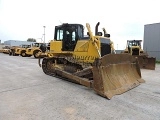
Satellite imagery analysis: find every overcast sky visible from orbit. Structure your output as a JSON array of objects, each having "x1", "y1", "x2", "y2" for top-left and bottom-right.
[{"x1": 0, "y1": 0, "x2": 160, "y2": 49}]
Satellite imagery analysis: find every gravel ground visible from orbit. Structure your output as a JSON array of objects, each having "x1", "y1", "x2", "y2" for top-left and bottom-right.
[{"x1": 0, "y1": 53, "x2": 160, "y2": 120}]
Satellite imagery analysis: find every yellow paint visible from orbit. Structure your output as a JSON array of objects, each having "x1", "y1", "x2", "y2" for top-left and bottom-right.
[
  {"x1": 25, "y1": 43, "x2": 43, "y2": 56},
  {"x1": 15, "y1": 45, "x2": 31, "y2": 55},
  {"x1": 45, "y1": 23, "x2": 115, "y2": 64},
  {"x1": 26, "y1": 47, "x2": 41, "y2": 55},
  {"x1": 48, "y1": 36, "x2": 112, "y2": 63},
  {"x1": 50, "y1": 40, "x2": 62, "y2": 53}
]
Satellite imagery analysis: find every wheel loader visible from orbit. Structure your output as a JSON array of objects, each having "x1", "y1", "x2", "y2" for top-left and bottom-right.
[
  {"x1": 38, "y1": 22, "x2": 145, "y2": 99},
  {"x1": 1, "y1": 46, "x2": 10, "y2": 54},
  {"x1": 15, "y1": 44, "x2": 31, "y2": 57},
  {"x1": 34, "y1": 43, "x2": 50, "y2": 58},
  {"x1": 122, "y1": 40, "x2": 156, "y2": 70},
  {"x1": 9, "y1": 46, "x2": 21, "y2": 56},
  {"x1": 9, "y1": 44, "x2": 31, "y2": 56},
  {"x1": 25, "y1": 42, "x2": 46, "y2": 58}
]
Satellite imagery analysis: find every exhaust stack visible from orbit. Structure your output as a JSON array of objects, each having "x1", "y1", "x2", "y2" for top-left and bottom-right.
[{"x1": 95, "y1": 22, "x2": 100, "y2": 35}]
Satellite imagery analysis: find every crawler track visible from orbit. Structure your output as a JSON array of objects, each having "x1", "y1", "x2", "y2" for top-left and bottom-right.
[{"x1": 42, "y1": 57, "x2": 92, "y2": 79}]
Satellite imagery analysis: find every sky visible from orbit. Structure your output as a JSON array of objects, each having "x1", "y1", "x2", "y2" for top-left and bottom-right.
[{"x1": 0, "y1": 0, "x2": 160, "y2": 50}]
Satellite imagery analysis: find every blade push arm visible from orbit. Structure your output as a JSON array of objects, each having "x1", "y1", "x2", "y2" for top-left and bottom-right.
[{"x1": 86, "y1": 23, "x2": 101, "y2": 57}]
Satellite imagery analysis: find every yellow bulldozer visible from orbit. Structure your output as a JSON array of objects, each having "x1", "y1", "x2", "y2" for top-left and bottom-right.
[
  {"x1": 122, "y1": 40, "x2": 156, "y2": 70},
  {"x1": 38, "y1": 22, "x2": 145, "y2": 99},
  {"x1": 25, "y1": 42, "x2": 47, "y2": 58}
]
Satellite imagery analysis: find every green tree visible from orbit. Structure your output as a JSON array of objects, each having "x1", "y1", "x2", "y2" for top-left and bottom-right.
[{"x1": 27, "y1": 38, "x2": 36, "y2": 42}]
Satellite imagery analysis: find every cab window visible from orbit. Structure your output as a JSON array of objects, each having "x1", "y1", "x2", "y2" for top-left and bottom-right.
[
  {"x1": 72, "y1": 31, "x2": 76, "y2": 41},
  {"x1": 57, "y1": 29, "x2": 63, "y2": 40}
]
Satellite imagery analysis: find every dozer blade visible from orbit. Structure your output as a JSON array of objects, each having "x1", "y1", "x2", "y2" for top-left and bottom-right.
[
  {"x1": 92, "y1": 54, "x2": 145, "y2": 99},
  {"x1": 137, "y1": 56, "x2": 156, "y2": 70}
]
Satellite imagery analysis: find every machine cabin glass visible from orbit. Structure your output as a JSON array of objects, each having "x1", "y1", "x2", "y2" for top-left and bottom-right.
[
  {"x1": 54, "y1": 24, "x2": 84, "y2": 51},
  {"x1": 32, "y1": 43, "x2": 45, "y2": 48},
  {"x1": 27, "y1": 45, "x2": 31, "y2": 48},
  {"x1": 33, "y1": 43, "x2": 40, "y2": 47},
  {"x1": 22, "y1": 45, "x2": 31, "y2": 48},
  {"x1": 127, "y1": 40, "x2": 142, "y2": 48}
]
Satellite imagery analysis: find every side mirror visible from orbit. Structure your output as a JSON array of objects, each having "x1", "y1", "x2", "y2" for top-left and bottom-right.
[{"x1": 104, "y1": 34, "x2": 110, "y2": 37}]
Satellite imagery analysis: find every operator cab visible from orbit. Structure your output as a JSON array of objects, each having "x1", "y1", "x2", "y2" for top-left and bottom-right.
[
  {"x1": 32, "y1": 43, "x2": 46, "y2": 47},
  {"x1": 33, "y1": 43, "x2": 41, "y2": 47},
  {"x1": 22, "y1": 44, "x2": 31, "y2": 48},
  {"x1": 54, "y1": 23, "x2": 84, "y2": 51},
  {"x1": 27, "y1": 45, "x2": 31, "y2": 48},
  {"x1": 127, "y1": 40, "x2": 142, "y2": 55},
  {"x1": 127, "y1": 40, "x2": 142, "y2": 48}
]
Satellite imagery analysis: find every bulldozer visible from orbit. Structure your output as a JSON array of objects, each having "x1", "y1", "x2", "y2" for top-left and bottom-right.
[
  {"x1": 25, "y1": 42, "x2": 47, "y2": 58},
  {"x1": 38, "y1": 22, "x2": 145, "y2": 99},
  {"x1": 15, "y1": 44, "x2": 32, "y2": 57},
  {"x1": 122, "y1": 40, "x2": 156, "y2": 70}
]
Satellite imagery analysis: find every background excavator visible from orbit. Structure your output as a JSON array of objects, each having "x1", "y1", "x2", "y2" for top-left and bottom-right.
[
  {"x1": 38, "y1": 22, "x2": 145, "y2": 99},
  {"x1": 122, "y1": 40, "x2": 156, "y2": 70}
]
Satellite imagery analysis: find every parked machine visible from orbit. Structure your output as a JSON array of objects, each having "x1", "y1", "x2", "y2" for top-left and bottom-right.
[
  {"x1": 35, "y1": 43, "x2": 50, "y2": 58},
  {"x1": 1, "y1": 46, "x2": 10, "y2": 54},
  {"x1": 122, "y1": 40, "x2": 156, "y2": 70},
  {"x1": 38, "y1": 22, "x2": 145, "y2": 99},
  {"x1": 25, "y1": 42, "x2": 46, "y2": 58},
  {"x1": 9, "y1": 46, "x2": 21, "y2": 56},
  {"x1": 14, "y1": 44, "x2": 31, "y2": 57}
]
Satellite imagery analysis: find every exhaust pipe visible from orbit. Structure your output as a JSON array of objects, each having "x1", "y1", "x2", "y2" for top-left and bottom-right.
[
  {"x1": 95, "y1": 22, "x2": 100, "y2": 35},
  {"x1": 102, "y1": 28, "x2": 107, "y2": 35}
]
